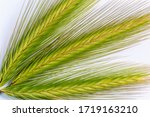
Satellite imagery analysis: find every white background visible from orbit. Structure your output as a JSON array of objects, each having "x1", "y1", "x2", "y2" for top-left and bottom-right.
[{"x1": 0, "y1": 100, "x2": 150, "y2": 117}]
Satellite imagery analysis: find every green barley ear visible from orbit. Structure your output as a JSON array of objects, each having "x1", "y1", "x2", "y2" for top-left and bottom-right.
[
  {"x1": 0, "y1": 0, "x2": 150, "y2": 99},
  {"x1": 2, "y1": 65, "x2": 150, "y2": 99},
  {"x1": 0, "y1": 0, "x2": 96, "y2": 86}
]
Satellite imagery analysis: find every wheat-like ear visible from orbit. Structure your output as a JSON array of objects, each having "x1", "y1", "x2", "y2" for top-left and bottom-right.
[
  {"x1": 11, "y1": 14, "x2": 150, "y2": 85},
  {"x1": 2, "y1": 67, "x2": 149, "y2": 99},
  {"x1": 0, "y1": 0, "x2": 96, "y2": 86},
  {"x1": 0, "y1": 0, "x2": 150, "y2": 99}
]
